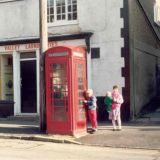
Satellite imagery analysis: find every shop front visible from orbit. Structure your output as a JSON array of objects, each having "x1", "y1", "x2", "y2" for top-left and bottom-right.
[
  {"x1": 0, "y1": 41, "x2": 57, "y2": 117},
  {"x1": 0, "y1": 33, "x2": 90, "y2": 117}
]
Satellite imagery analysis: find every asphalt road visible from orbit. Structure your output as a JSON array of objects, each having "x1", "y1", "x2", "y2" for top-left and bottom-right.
[{"x1": 0, "y1": 139, "x2": 159, "y2": 160}]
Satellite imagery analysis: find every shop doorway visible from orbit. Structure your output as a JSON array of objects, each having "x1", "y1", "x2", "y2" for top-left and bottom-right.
[{"x1": 20, "y1": 56, "x2": 37, "y2": 113}]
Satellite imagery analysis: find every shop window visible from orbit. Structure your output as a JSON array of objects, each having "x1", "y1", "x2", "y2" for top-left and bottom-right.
[
  {"x1": 0, "y1": 55, "x2": 13, "y2": 101},
  {"x1": 47, "y1": 0, "x2": 77, "y2": 26},
  {"x1": 91, "y1": 48, "x2": 100, "y2": 59}
]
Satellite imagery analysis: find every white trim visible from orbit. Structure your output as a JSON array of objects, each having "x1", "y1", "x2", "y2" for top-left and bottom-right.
[
  {"x1": 15, "y1": 113, "x2": 38, "y2": 116},
  {"x1": 13, "y1": 51, "x2": 21, "y2": 115},
  {"x1": 13, "y1": 50, "x2": 40, "y2": 115},
  {"x1": 36, "y1": 49, "x2": 40, "y2": 114},
  {"x1": 0, "y1": 0, "x2": 23, "y2": 3},
  {"x1": 48, "y1": 20, "x2": 78, "y2": 27},
  {"x1": 20, "y1": 58, "x2": 37, "y2": 61}
]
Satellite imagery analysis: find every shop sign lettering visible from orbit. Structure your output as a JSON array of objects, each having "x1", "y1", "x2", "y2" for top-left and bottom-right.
[{"x1": 3, "y1": 41, "x2": 58, "y2": 52}]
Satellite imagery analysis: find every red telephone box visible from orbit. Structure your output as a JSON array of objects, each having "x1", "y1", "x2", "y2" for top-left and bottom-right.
[{"x1": 45, "y1": 46, "x2": 87, "y2": 136}]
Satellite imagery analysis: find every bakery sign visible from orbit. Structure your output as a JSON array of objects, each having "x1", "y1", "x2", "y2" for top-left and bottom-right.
[{"x1": 0, "y1": 41, "x2": 58, "y2": 52}]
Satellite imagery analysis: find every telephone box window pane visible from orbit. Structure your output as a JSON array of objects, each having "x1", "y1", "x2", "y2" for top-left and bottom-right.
[
  {"x1": 53, "y1": 107, "x2": 67, "y2": 121},
  {"x1": 78, "y1": 84, "x2": 83, "y2": 90},
  {"x1": 78, "y1": 91, "x2": 83, "y2": 97},
  {"x1": 52, "y1": 69, "x2": 66, "y2": 77},
  {"x1": 52, "y1": 78, "x2": 67, "y2": 85},
  {"x1": 52, "y1": 63, "x2": 65, "y2": 70},
  {"x1": 51, "y1": 62, "x2": 68, "y2": 121},
  {"x1": 78, "y1": 78, "x2": 83, "y2": 83},
  {"x1": 76, "y1": 63, "x2": 86, "y2": 120},
  {"x1": 54, "y1": 99, "x2": 65, "y2": 106}
]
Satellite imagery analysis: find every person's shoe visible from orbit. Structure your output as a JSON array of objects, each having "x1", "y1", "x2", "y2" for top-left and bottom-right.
[
  {"x1": 117, "y1": 128, "x2": 122, "y2": 131},
  {"x1": 112, "y1": 129, "x2": 116, "y2": 131},
  {"x1": 92, "y1": 128, "x2": 97, "y2": 132}
]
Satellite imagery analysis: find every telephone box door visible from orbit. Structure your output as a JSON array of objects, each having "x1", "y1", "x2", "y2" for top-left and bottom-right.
[
  {"x1": 74, "y1": 60, "x2": 87, "y2": 130},
  {"x1": 46, "y1": 58, "x2": 71, "y2": 133}
]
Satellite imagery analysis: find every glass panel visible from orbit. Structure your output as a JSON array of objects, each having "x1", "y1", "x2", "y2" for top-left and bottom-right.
[
  {"x1": 52, "y1": 77, "x2": 67, "y2": 85},
  {"x1": 0, "y1": 55, "x2": 13, "y2": 100},
  {"x1": 49, "y1": 0, "x2": 54, "y2": 6},
  {"x1": 53, "y1": 85, "x2": 68, "y2": 92},
  {"x1": 76, "y1": 63, "x2": 85, "y2": 121},
  {"x1": 56, "y1": 0, "x2": 61, "y2": 6},
  {"x1": 68, "y1": 5, "x2": 71, "y2": 12},
  {"x1": 62, "y1": 14, "x2": 65, "y2": 19},
  {"x1": 68, "y1": 13, "x2": 71, "y2": 20},
  {"x1": 50, "y1": 7, "x2": 54, "y2": 14},
  {"x1": 53, "y1": 107, "x2": 67, "y2": 121},
  {"x1": 51, "y1": 63, "x2": 68, "y2": 121},
  {"x1": 20, "y1": 52, "x2": 36, "y2": 59},
  {"x1": 52, "y1": 63, "x2": 65, "y2": 70},
  {"x1": 73, "y1": 5, "x2": 77, "y2": 12},
  {"x1": 50, "y1": 15, "x2": 54, "y2": 22},
  {"x1": 62, "y1": 0, "x2": 65, "y2": 5},
  {"x1": 73, "y1": 12, "x2": 77, "y2": 20},
  {"x1": 57, "y1": 6, "x2": 61, "y2": 14},
  {"x1": 68, "y1": 0, "x2": 71, "y2": 5},
  {"x1": 62, "y1": 6, "x2": 65, "y2": 13},
  {"x1": 72, "y1": 0, "x2": 77, "y2": 4},
  {"x1": 48, "y1": 0, "x2": 77, "y2": 23},
  {"x1": 52, "y1": 69, "x2": 66, "y2": 78}
]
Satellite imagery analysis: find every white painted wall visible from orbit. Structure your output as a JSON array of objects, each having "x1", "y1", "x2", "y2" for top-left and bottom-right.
[
  {"x1": 0, "y1": 0, "x2": 39, "y2": 39},
  {"x1": 0, "y1": 0, "x2": 124, "y2": 97}
]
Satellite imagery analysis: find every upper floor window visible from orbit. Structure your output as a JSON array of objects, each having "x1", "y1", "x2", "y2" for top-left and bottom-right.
[
  {"x1": 154, "y1": 0, "x2": 160, "y2": 26},
  {"x1": 47, "y1": 0, "x2": 77, "y2": 25}
]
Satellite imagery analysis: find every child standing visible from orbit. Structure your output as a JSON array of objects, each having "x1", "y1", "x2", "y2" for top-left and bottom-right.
[
  {"x1": 104, "y1": 91, "x2": 113, "y2": 120},
  {"x1": 111, "y1": 85, "x2": 124, "y2": 131},
  {"x1": 84, "y1": 89, "x2": 98, "y2": 133}
]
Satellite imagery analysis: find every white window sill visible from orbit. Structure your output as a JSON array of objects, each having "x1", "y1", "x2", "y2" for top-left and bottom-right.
[
  {"x1": 48, "y1": 20, "x2": 78, "y2": 27},
  {"x1": 0, "y1": 0, "x2": 23, "y2": 3}
]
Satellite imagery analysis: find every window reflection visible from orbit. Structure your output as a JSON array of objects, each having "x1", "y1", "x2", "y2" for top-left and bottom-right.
[{"x1": 50, "y1": 62, "x2": 68, "y2": 121}]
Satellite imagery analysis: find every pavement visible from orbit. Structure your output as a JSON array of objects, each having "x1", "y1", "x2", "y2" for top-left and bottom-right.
[{"x1": 0, "y1": 108, "x2": 159, "y2": 150}]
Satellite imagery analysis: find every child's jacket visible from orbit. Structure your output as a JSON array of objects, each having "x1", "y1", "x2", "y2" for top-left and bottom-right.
[
  {"x1": 112, "y1": 91, "x2": 124, "y2": 110},
  {"x1": 86, "y1": 96, "x2": 97, "y2": 110},
  {"x1": 104, "y1": 96, "x2": 112, "y2": 112}
]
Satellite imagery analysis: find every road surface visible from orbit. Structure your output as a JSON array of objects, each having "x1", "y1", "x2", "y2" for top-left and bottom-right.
[{"x1": 0, "y1": 139, "x2": 159, "y2": 160}]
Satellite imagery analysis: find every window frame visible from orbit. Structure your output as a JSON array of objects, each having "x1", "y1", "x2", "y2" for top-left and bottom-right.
[{"x1": 47, "y1": 0, "x2": 78, "y2": 27}]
